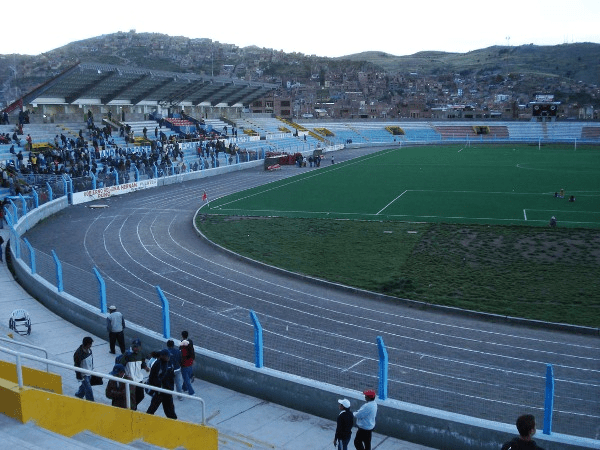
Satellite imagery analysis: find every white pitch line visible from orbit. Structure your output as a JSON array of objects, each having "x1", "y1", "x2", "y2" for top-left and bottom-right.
[
  {"x1": 377, "y1": 190, "x2": 408, "y2": 215},
  {"x1": 342, "y1": 358, "x2": 366, "y2": 373},
  {"x1": 216, "y1": 148, "x2": 397, "y2": 209}
]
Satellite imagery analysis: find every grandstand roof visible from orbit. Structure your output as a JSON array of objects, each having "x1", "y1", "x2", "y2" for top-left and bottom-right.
[{"x1": 17, "y1": 62, "x2": 278, "y2": 109}]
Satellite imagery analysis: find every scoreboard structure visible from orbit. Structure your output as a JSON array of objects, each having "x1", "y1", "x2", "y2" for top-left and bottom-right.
[{"x1": 530, "y1": 94, "x2": 560, "y2": 121}]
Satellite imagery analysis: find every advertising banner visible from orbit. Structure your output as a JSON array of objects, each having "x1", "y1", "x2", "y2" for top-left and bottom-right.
[{"x1": 72, "y1": 179, "x2": 158, "y2": 205}]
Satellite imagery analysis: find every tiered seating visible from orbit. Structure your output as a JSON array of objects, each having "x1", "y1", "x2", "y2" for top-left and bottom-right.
[
  {"x1": 505, "y1": 122, "x2": 545, "y2": 141},
  {"x1": 0, "y1": 143, "x2": 17, "y2": 165},
  {"x1": 487, "y1": 126, "x2": 509, "y2": 139},
  {"x1": 233, "y1": 119, "x2": 264, "y2": 136},
  {"x1": 434, "y1": 125, "x2": 480, "y2": 140},
  {"x1": 581, "y1": 126, "x2": 600, "y2": 140},
  {"x1": 402, "y1": 124, "x2": 441, "y2": 141},
  {"x1": 243, "y1": 118, "x2": 287, "y2": 134},
  {"x1": 322, "y1": 123, "x2": 367, "y2": 144},
  {"x1": 544, "y1": 122, "x2": 585, "y2": 140},
  {"x1": 353, "y1": 125, "x2": 397, "y2": 143},
  {"x1": 1, "y1": 123, "x2": 65, "y2": 149},
  {"x1": 123, "y1": 120, "x2": 160, "y2": 137},
  {"x1": 203, "y1": 118, "x2": 231, "y2": 133},
  {"x1": 297, "y1": 121, "x2": 357, "y2": 145}
]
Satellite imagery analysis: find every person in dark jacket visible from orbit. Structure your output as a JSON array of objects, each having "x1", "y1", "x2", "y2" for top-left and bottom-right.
[
  {"x1": 105, "y1": 363, "x2": 136, "y2": 410},
  {"x1": 166, "y1": 339, "x2": 183, "y2": 399},
  {"x1": 73, "y1": 336, "x2": 95, "y2": 401},
  {"x1": 334, "y1": 398, "x2": 353, "y2": 450},
  {"x1": 146, "y1": 349, "x2": 177, "y2": 419},
  {"x1": 502, "y1": 414, "x2": 545, "y2": 450}
]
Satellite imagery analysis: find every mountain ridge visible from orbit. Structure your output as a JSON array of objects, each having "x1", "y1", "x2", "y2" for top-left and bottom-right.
[{"x1": 1, "y1": 32, "x2": 598, "y2": 110}]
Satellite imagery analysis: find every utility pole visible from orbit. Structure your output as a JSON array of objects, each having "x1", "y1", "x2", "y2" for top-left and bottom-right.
[{"x1": 505, "y1": 36, "x2": 510, "y2": 75}]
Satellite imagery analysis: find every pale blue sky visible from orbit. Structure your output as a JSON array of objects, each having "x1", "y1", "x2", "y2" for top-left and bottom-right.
[{"x1": 3, "y1": 0, "x2": 599, "y2": 57}]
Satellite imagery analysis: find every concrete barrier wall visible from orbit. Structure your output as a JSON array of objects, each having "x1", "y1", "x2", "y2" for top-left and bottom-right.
[
  {"x1": 0, "y1": 377, "x2": 218, "y2": 449},
  {"x1": 0, "y1": 360, "x2": 62, "y2": 394},
  {"x1": 14, "y1": 197, "x2": 68, "y2": 236}
]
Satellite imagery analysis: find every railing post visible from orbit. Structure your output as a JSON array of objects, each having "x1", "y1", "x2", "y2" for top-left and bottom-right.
[
  {"x1": 543, "y1": 364, "x2": 554, "y2": 435},
  {"x1": 377, "y1": 336, "x2": 388, "y2": 400},
  {"x1": 23, "y1": 238, "x2": 36, "y2": 274},
  {"x1": 249, "y1": 310, "x2": 263, "y2": 368},
  {"x1": 155, "y1": 286, "x2": 170, "y2": 338},
  {"x1": 18, "y1": 193, "x2": 27, "y2": 216},
  {"x1": 51, "y1": 249, "x2": 63, "y2": 292},
  {"x1": 4, "y1": 206, "x2": 13, "y2": 228},
  {"x1": 32, "y1": 188, "x2": 39, "y2": 208},
  {"x1": 125, "y1": 379, "x2": 131, "y2": 410},
  {"x1": 46, "y1": 181, "x2": 53, "y2": 201},
  {"x1": 13, "y1": 227, "x2": 20, "y2": 259},
  {"x1": 16, "y1": 354, "x2": 23, "y2": 389},
  {"x1": 93, "y1": 267, "x2": 107, "y2": 313},
  {"x1": 8, "y1": 198, "x2": 18, "y2": 222},
  {"x1": 62, "y1": 178, "x2": 68, "y2": 202}
]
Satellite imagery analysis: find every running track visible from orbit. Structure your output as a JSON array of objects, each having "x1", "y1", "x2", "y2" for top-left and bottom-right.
[{"x1": 22, "y1": 147, "x2": 600, "y2": 440}]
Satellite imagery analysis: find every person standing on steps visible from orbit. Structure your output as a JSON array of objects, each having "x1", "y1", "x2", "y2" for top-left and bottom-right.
[
  {"x1": 74, "y1": 336, "x2": 95, "y2": 401},
  {"x1": 334, "y1": 398, "x2": 353, "y2": 450},
  {"x1": 106, "y1": 305, "x2": 126, "y2": 354},
  {"x1": 353, "y1": 389, "x2": 377, "y2": 450}
]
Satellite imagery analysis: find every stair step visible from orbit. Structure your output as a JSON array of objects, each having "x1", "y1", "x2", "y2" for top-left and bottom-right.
[
  {"x1": 128, "y1": 440, "x2": 173, "y2": 449},
  {"x1": 218, "y1": 430, "x2": 276, "y2": 450},
  {"x1": 0, "y1": 415, "x2": 98, "y2": 450},
  {"x1": 71, "y1": 430, "x2": 138, "y2": 449}
]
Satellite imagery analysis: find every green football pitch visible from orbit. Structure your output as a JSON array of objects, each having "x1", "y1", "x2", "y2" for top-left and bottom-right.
[{"x1": 208, "y1": 144, "x2": 600, "y2": 228}]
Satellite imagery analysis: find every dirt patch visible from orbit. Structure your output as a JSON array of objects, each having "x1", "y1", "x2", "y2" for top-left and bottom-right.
[{"x1": 416, "y1": 224, "x2": 600, "y2": 266}]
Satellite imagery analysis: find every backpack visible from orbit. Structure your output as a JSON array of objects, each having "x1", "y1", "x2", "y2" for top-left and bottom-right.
[{"x1": 116, "y1": 350, "x2": 131, "y2": 365}]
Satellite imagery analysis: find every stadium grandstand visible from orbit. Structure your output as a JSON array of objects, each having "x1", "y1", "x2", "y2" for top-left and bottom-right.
[
  {"x1": 1, "y1": 62, "x2": 599, "y2": 197},
  {"x1": 1, "y1": 63, "x2": 599, "y2": 450}
]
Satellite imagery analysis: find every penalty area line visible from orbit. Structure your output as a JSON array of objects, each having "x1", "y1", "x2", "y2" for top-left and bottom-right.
[{"x1": 377, "y1": 190, "x2": 408, "y2": 215}]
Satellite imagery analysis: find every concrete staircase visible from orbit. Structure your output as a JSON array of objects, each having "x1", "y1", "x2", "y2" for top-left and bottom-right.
[{"x1": 0, "y1": 414, "x2": 167, "y2": 449}]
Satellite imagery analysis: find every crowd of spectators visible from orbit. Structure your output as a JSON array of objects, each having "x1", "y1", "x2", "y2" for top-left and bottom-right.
[{"x1": 2, "y1": 115, "x2": 254, "y2": 198}]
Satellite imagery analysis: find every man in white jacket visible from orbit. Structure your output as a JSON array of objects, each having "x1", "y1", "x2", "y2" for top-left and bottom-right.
[
  {"x1": 106, "y1": 305, "x2": 126, "y2": 354},
  {"x1": 353, "y1": 389, "x2": 377, "y2": 450}
]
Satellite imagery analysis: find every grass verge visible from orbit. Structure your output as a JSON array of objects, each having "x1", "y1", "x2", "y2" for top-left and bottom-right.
[{"x1": 197, "y1": 215, "x2": 600, "y2": 328}]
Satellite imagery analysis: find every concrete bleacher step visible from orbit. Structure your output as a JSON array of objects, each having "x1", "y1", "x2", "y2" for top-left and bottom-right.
[
  {"x1": 218, "y1": 430, "x2": 276, "y2": 450},
  {"x1": 128, "y1": 440, "x2": 174, "y2": 449},
  {"x1": 72, "y1": 430, "x2": 167, "y2": 449},
  {"x1": 0, "y1": 415, "x2": 170, "y2": 450},
  {"x1": 0, "y1": 415, "x2": 99, "y2": 450},
  {"x1": 71, "y1": 430, "x2": 138, "y2": 449}
]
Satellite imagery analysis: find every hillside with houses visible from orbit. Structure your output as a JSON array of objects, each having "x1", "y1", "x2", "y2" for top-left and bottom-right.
[{"x1": 1, "y1": 31, "x2": 598, "y2": 120}]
